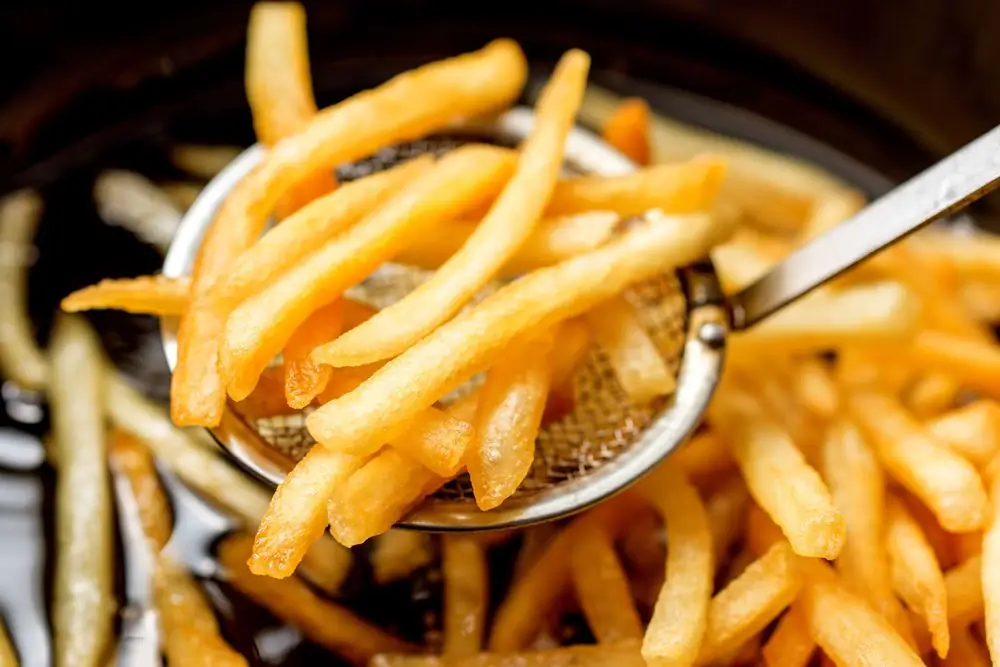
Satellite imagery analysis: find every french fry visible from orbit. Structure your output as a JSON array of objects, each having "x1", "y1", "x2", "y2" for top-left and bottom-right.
[
  {"x1": 696, "y1": 542, "x2": 801, "y2": 665},
  {"x1": 639, "y1": 464, "x2": 713, "y2": 667},
  {"x1": 219, "y1": 156, "x2": 432, "y2": 309},
  {"x1": 308, "y1": 212, "x2": 726, "y2": 455},
  {"x1": 316, "y1": 50, "x2": 591, "y2": 367},
  {"x1": 49, "y1": 315, "x2": 115, "y2": 667},
  {"x1": 489, "y1": 493, "x2": 645, "y2": 651},
  {"x1": 232, "y1": 365, "x2": 298, "y2": 421},
  {"x1": 600, "y1": 97, "x2": 651, "y2": 165},
  {"x1": 942, "y1": 625, "x2": 991, "y2": 667},
  {"x1": 161, "y1": 181, "x2": 202, "y2": 210},
  {"x1": 0, "y1": 619, "x2": 16, "y2": 667},
  {"x1": 761, "y1": 606, "x2": 815, "y2": 667},
  {"x1": 799, "y1": 187, "x2": 867, "y2": 242},
  {"x1": 984, "y1": 475, "x2": 1000, "y2": 661},
  {"x1": 885, "y1": 495, "x2": 949, "y2": 658},
  {"x1": 908, "y1": 228, "x2": 1000, "y2": 284},
  {"x1": 109, "y1": 431, "x2": 173, "y2": 551},
  {"x1": 543, "y1": 317, "x2": 591, "y2": 422},
  {"x1": 468, "y1": 330, "x2": 554, "y2": 509},
  {"x1": 820, "y1": 420, "x2": 914, "y2": 645},
  {"x1": 711, "y1": 390, "x2": 844, "y2": 559},
  {"x1": 959, "y1": 281, "x2": 1000, "y2": 322},
  {"x1": 372, "y1": 531, "x2": 435, "y2": 584},
  {"x1": 586, "y1": 295, "x2": 676, "y2": 403},
  {"x1": 901, "y1": 492, "x2": 958, "y2": 571},
  {"x1": 569, "y1": 522, "x2": 643, "y2": 643},
  {"x1": 316, "y1": 363, "x2": 384, "y2": 404},
  {"x1": 155, "y1": 557, "x2": 248, "y2": 667},
  {"x1": 946, "y1": 555, "x2": 985, "y2": 628},
  {"x1": 174, "y1": 38, "x2": 527, "y2": 426},
  {"x1": 220, "y1": 534, "x2": 416, "y2": 662},
  {"x1": 442, "y1": 536, "x2": 489, "y2": 657},
  {"x1": 926, "y1": 400, "x2": 1000, "y2": 469},
  {"x1": 372, "y1": 642, "x2": 645, "y2": 667},
  {"x1": 0, "y1": 190, "x2": 46, "y2": 389},
  {"x1": 61, "y1": 275, "x2": 191, "y2": 316},
  {"x1": 847, "y1": 390, "x2": 988, "y2": 532},
  {"x1": 791, "y1": 358, "x2": 839, "y2": 419},
  {"x1": 799, "y1": 579, "x2": 924, "y2": 667},
  {"x1": 671, "y1": 430, "x2": 736, "y2": 482},
  {"x1": 394, "y1": 212, "x2": 619, "y2": 276},
  {"x1": 705, "y1": 476, "x2": 749, "y2": 565},
  {"x1": 283, "y1": 299, "x2": 344, "y2": 409},
  {"x1": 908, "y1": 373, "x2": 962, "y2": 418},
  {"x1": 93, "y1": 170, "x2": 182, "y2": 251},
  {"x1": 170, "y1": 144, "x2": 242, "y2": 179},
  {"x1": 221, "y1": 145, "x2": 515, "y2": 402},
  {"x1": 543, "y1": 156, "x2": 726, "y2": 218},
  {"x1": 905, "y1": 330, "x2": 1000, "y2": 398}
]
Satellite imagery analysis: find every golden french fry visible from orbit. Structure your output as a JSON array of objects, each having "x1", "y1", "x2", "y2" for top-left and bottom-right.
[
  {"x1": 232, "y1": 365, "x2": 298, "y2": 421},
  {"x1": 49, "y1": 315, "x2": 115, "y2": 667},
  {"x1": 0, "y1": 619, "x2": 16, "y2": 667},
  {"x1": 586, "y1": 295, "x2": 676, "y2": 403},
  {"x1": 711, "y1": 390, "x2": 844, "y2": 559},
  {"x1": 155, "y1": 557, "x2": 247, "y2": 667},
  {"x1": 308, "y1": 212, "x2": 725, "y2": 455},
  {"x1": 799, "y1": 579, "x2": 924, "y2": 667},
  {"x1": 489, "y1": 493, "x2": 645, "y2": 651},
  {"x1": 61, "y1": 275, "x2": 191, "y2": 316},
  {"x1": 905, "y1": 330, "x2": 1000, "y2": 398},
  {"x1": 946, "y1": 554, "x2": 984, "y2": 628},
  {"x1": 220, "y1": 156, "x2": 431, "y2": 309},
  {"x1": 705, "y1": 476, "x2": 749, "y2": 565},
  {"x1": 900, "y1": 492, "x2": 958, "y2": 571},
  {"x1": 372, "y1": 531, "x2": 435, "y2": 585},
  {"x1": 0, "y1": 190, "x2": 47, "y2": 389},
  {"x1": 372, "y1": 642, "x2": 645, "y2": 667},
  {"x1": 791, "y1": 358, "x2": 839, "y2": 419},
  {"x1": 170, "y1": 144, "x2": 242, "y2": 179},
  {"x1": 884, "y1": 495, "x2": 949, "y2": 658},
  {"x1": 600, "y1": 97, "x2": 651, "y2": 165},
  {"x1": 94, "y1": 170, "x2": 182, "y2": 251},
  {"x1": 697, "y1": 542, "x2": 801, "y2": 665},
  {"x1": 799, "y1": 187, "x2": 866, "y2": 242},
  {"x1": 639, "y1": 464, "x2": 713, "y2": 667},
  {"x1": 220, "y1": 534, "x2": 416, "y2": 662},
  {"x1": 283, "y1": 299, "x2": 344, "y2": 409},
  {"x1": 942, "y1": 625, "x2": 991, "y2": 667},
  {"x1": 761, "y1": 606, "x2": 815, "y2": 667},
  {"x1": 549, "y1": 317, "x2": 591, "y2": 390},
  {"x1": 820, "y1": 420, "x2": 914, "y2": 645},
  {"x1": 909, "y1": 228, "x2": 1000, "y2": 284},
  {"x1": 569, "y1": 522, "x2": 643, "y2": 644},
  {"x1": 161, "y1": 181, "x2": 202, "y2": 210},
  {"x1": 394, "y1": 212, "x2": 619, "y2": 276},
  {"x1": 984, "y1": 475, "x2": 1000, "y2": 661},
  {"x1": 109, "y1": 431, "x2": 173, "y2": 551},
  {"x1": 908, "y1": 373, "x2": 962, "y2": 418},
  {"x1": 672, "y1": 430, "x2": 736, "y2": 482},
  {"x1": 847, "y1": 390, "x2": 988, "y2": 532},
  {"x1": 959, "y1": 281, "x2": 1000, "y2": 322},
  {"x1": 926, "y1": 400, "x2": 1000, "y2": 469},
  {"x1": 543, "y1": 156, "x2": 726, "y2": 218},
  {"x1": 221, "y1": 145, "x2": 514, "y2": 402},
  {"x1": 468, "y1": 331, "x2": 553, "y2": 509},
  {"x1": 741, "y1": 366, "x2": 822, "y2": 464},
  {"x1": 442, "y1": 536, "x2": 489, "y2": 657},
  {"x1": 316, "y1": 363, "x2": 384, "y2": 404},
  {"x1": 316, "y1": 50, "x2": 591, "y2": 368}
]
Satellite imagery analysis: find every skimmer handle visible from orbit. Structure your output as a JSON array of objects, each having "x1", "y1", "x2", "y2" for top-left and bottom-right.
[{"x1": 728, "y1": 124, "x2": 1000, "y2": 331}]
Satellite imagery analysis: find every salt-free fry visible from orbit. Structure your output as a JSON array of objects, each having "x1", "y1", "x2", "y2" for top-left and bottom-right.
[{"x1": 62, "y1": 276, "x2": 191, "y2": 317}]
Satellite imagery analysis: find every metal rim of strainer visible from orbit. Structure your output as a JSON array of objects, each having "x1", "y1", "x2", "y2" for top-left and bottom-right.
[{"x1": 161, "y1": 106, "x2": 730, "y2": 531}]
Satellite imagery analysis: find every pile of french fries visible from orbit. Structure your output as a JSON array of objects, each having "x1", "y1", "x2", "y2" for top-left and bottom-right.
[{"x1": 0, "y1": 1, "x2": 996, "y2": 665}]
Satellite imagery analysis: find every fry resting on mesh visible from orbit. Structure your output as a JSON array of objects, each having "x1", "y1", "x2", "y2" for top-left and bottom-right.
[
  {"x1": 61, "y1": 276, "x2": 191, "y2": 317},
  {"x1": 283, "y1": 299, "x2": 343, "y2": 409}
]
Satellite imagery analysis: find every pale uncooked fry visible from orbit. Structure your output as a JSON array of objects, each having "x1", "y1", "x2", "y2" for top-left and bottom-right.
[
  {"x1": 372, "y1": 531, "x2": 435, "y2": 585},
  {"x1": 308, "y1": 213, "x2": 726, "y2": 455},
  {"x1": 800, "y1": 579, "x2": 924, "y2": 666},
  {"x1": 489, "y1": 493, "x2": 646, "y2": 651},
  {"x1": 943, "y1": 625, "x2": 991, "y2": 667},
  {"x1": 705, "y1": 476, "x2": 749, "y2": 565},
  {"x1": 0, "y1": 619, "x2": 16, "y2": 667},
  {"x1": 820, "y1": 420, "x2": 914, "y2": 646},
  {"x1": 791, "y1": 358, "x2": 839, "y2": 419},
  {"x1": 730, "y1": 280, "x2": 921, "y2": 353},
  {"x1": 601, "y1": 97, "x2": 651, "y2": 165},
  {"x1": 925, "y1": 400, "x2": 1000, "y2": 469},
  {"x1": 317, "y1": 50, "x2": 590, "y2": 368},
  {"x1": 586, "y1": 295, "x2": 676, "y2": 403},
  {"x1": 761, "y1": 606, "x2": 815, "y2": 667},
  {"x1": 696, "y1": 542, "x2": 800, "y2": 665},
  {"x1": 639, "y1": 463, "x2": 713, "y2": 667},
  {"x1": 442, "y1": 536, "x2": 489, "y2": 657},
  {"x1": 61, "y1": 275, "x2": 191, "y2": 316},
  {"x1": 543, "y1": 156, "x2": 726, "y2": 218},
  {"x1": 221, "y1": 534, "x2": 416, "y2": 661},
  {"x1": 394, "y1": 212, "x2": 619, "y2": 276},
  {"x1": 847, "y1": 390, "x2": 988, "y2": 532},
  {"x1": 984, "y1": 475, "x2": 1000, "y2": 662},
  {"x1": 468, "y1": 331, "x2": 554, "y2": 510},
  {"x1": 569, "y1": 522, "x2": 643, "y2": 644},
  {"x1": 906, "y1": 329, "x2": 1000, "y2": 398},
  {"x1": 221, "y1": 146, "x2": 514, "y2": 403},
  {"x1": 109, "y1": 431, "x2": 173, "y2": 551},
  {"x1": 170, "y1": 144, "x2": 242, "y2": 179},
  {"x1": 155, "y1": 557, "x2": 247, "y2": 667},
  {"x1": 283, "y1": 299, "x2": 343, "y2": 409},
  {"x1": 884, "y1": 495, "x2": 949, "y2": 658},
  {"x1": 94, "y1": 170, "x2": 182, "y2": 251},
  {"x1": 174, "y1": 39, "x2": 527, "y2": 427},
  {"x1": 0, "y1": 190, "x2": 46, "y2": 389},
  {"x1": 373, "y1": 641, "x2": 645, "y2": 667},
  {"x1": 49, "y1": 315, "x2": 115, "y2": 667},
  {"x1": 161, "y1": 182, "x2": 203, "y2": 210},
  {"x1": 710, "y1": 389, "x2": 844, "y2": 559}
]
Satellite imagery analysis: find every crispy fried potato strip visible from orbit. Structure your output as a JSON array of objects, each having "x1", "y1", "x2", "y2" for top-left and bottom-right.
[
  {"x1": 61, "y1": 276, "x2": 191, "y2": 316},
  {"x1": 109, "y1": 431, "x2": 173, "y2": 551},
  {"x1": 600, "y1": 97, "x2": 651, "y2": 165},
  {"x1": 373, "y1": 531, "x2": 435, "y2": 585},
  {"x1": 318, "y1": 50, "x2": 591, "y2": 368},
  {"x1": 0, "y1": 190, "x2": 46, "y2": 389},
  {"x1": 984, "y1": 475, "x2": 1000, "y2": 661},
  {"x1": 942, "y1": 625, "x2": 991, "y2": 667},
  {"x1": 761, "y1": 606, "x2": 815, "y2": 667},
  {"x1": 925, "y1": 400, "x2": 1000, "y2": 468},
  {"x1": 443, "y1": 536, "x2": 489, "y2": 657},
  {"x1": 283, "y1": 299, "x2": 344, "y2": 409},
  {"x1": 570, "y1": 522, "x2": 644, "y2": 644}
]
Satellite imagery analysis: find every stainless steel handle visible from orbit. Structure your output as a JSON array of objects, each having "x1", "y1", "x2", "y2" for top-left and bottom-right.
[{"x1": 728, "y1": 124, "x2": 1000, "y2": 331}]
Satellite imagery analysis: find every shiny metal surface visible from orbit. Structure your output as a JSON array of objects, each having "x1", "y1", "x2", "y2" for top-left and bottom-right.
[{"x1": 730, "y1": 123, "x2": 1000, "y2": 329}]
